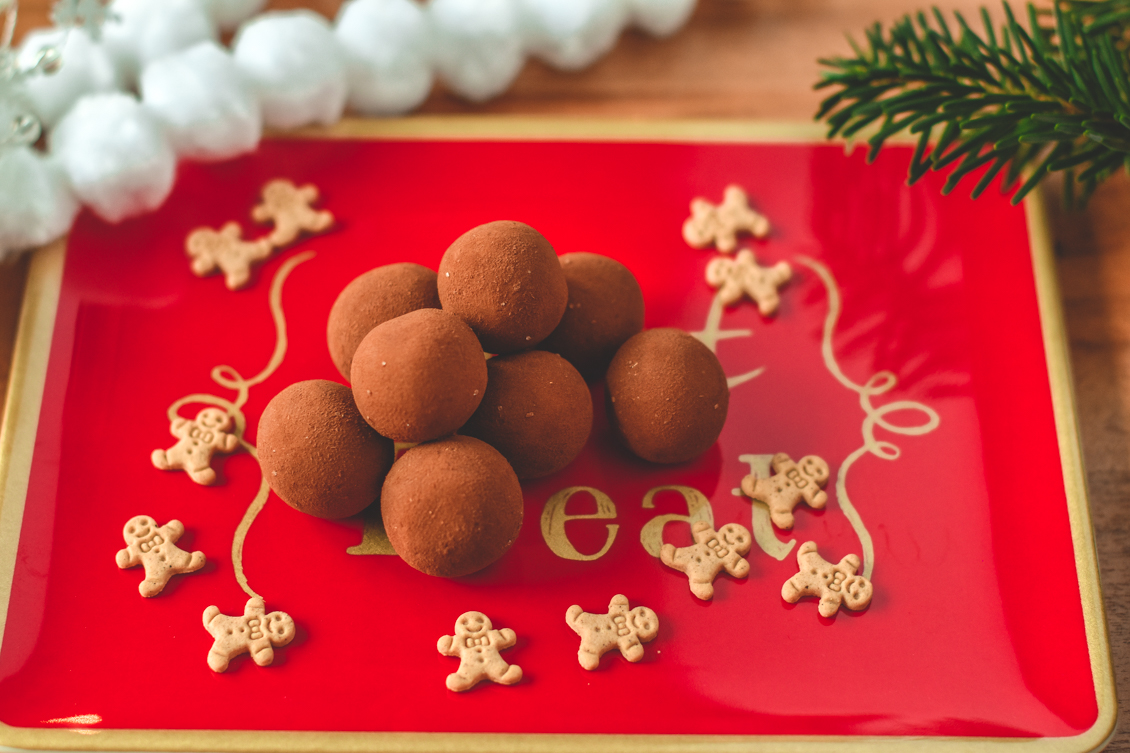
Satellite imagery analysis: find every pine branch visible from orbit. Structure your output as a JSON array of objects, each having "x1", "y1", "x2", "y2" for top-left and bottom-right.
[{"x1": 815, "y1": 1, "x2": 1130, "y2": 207}]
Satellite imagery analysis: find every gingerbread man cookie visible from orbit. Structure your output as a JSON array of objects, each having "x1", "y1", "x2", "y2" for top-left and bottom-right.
[
  {"x1": 683, "y1": 185, "x2": 770, "y2": 252},
  {"x1": 782, "y1": 541, "x2": 873, "y2": 617},
  {"x1": 705, "y1": 249, "x2": 792, "y2": 315},
  {"x1": 185, "y1": 222, "x2": 274, "y2": 291},
  {"x1": 660, "y1": 520, "x2": 752, "y2": 600},
  {"x1": 115, "y1": 515, "x2": 205, "y2": 597},
  {"x1": 251, "y1": 179, "x2": 334, "y2": 247},
  {"x1": 740, "y1": 452, "x2": 830, "y2": 530},
  {"x1": 202, "y1": 596, "x2": 296, "y2": 672},
  {"x1": 437, "y1": 611, "x2": 522, "y2": 692},
  {"x1": 151, "y1": 407, "x2": 241, "y2": 486},
  {"x1": 565, "y1": 594, "x2": 658, "y2": 670}
]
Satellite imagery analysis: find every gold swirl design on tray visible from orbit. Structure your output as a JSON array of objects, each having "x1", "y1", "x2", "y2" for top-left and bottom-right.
[
  {"x1": 162, "y1": 251, "x2": 315, "y2": 599},
  {"x1": 693, "y1": 286, "x2": 765, "y2": 388},
  {"x1": 796, "y1": 256, "x2": 940, "y2": 580}
]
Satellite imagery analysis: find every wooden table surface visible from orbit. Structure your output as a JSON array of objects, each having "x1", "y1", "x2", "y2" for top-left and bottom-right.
[{"x1": 7, "y1": 0, "x2": 1129, "y2": 748}]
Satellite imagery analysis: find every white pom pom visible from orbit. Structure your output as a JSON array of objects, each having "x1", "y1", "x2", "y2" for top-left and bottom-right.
[
  {"x1": 51, "y1": 93, "x2": 176, "y2": 224},
  {"x1": 201, "y1": 0, "x2": 267, "y2": 33},
  {"x1": 335, "y1": 0, "x2": 434, "y2": 115},
  {"x1": 0, "y1": 147, "x2": 80, "y2": 260},
  {"x1": 140, "y1": 41, "x2": 260, "y2": 161},
  {"x1": 625, "y1": 0, "x2": 696, "y2": 37},
  {"x1": 233, "y1": 11, "x2": 348, "y2": 129},
  {"x1": 429, "y1": 0, "x2": 525, "y2": 102},
  {"x1": 519, "y1": 0, "x2": 627, "y2": 71},
  {"x1": 101, "y1": 0, "x2": 218, "y2": 88},
  {"x1": 17, "y1": 28, "x2": 119, "y2": 130}
]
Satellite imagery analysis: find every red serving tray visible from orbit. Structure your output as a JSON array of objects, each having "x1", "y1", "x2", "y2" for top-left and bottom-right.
[{"x1": 0, "y1": 120, "x2": 1114, "y2": 752}]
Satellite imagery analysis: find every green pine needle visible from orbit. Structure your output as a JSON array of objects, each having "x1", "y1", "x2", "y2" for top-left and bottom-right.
[{"x1": 815, "y1": 1, "x2": 1130, "y2": 207}]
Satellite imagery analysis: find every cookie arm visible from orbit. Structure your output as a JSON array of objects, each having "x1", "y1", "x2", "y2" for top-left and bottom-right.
[
  {"x1": 222, "y1": 432, "x2": 241, "y2": 452},
  {"x1": 115, "y1": 546, "x2": 139, "y2": 569},
  {"x1": 437, "y1": 635, "x2": 456, "y2": 656},
  {"x1": 493, "y1": 628, "x2": 516, "y2": 649},
  {"x1": 170, "y1": 417, "x2": 190, "y2": 438},
  {"x1": 162, "y1": 520, "x2": 185, "y2": 543},
  {"x1": 565, "y1": 605, "x2": 584, "y2": 634}
]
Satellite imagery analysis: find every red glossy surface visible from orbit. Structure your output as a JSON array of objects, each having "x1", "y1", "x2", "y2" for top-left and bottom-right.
[{"x1": 0, "y1": 138, "x2": 1097, "y2": 739}]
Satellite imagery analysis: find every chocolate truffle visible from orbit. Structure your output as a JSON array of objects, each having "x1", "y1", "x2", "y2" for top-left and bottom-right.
[
  {"x1": 437, "y1": 221, "x2": 568, "y2": 354},
  {"x1": 539, "y1": 252, "x2": 645, "y2": 380},
  {"x1": 381, "y1": 435, "x2": 524, "y2": 577},
  {"x1": 326, "y1": 262, "x2": 440, "y2": 381},
  {"x1": 605, "y1": 328, "x2": 730, "y2": 464},
  {"x1": 461, "y1": 350, "x2": 593, "y2": 479},
  {"x1": 257, "y1": 380, "x2": 394, "y2": 519},
  {"x1": 351, "y1": 308, "x2": 487, "y2": 443}
]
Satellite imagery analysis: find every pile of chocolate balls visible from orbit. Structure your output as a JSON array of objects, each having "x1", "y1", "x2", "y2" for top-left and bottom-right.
[{"x1": 256, "y1": 221, "x2": 730, "y2": 578}]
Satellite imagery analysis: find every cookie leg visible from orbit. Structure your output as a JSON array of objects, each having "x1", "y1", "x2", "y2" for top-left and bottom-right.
[
  {"x1": 188, "y1": 466, "x2": 217, "y2": 486},
  {"x1": 446, "y1": 671, "x2": 477, "y2": 692},
  {"x1": 578, "y1": 650, "x2": 601, "y2": 670},
  {"x1": 689, "y1": 579, "x2": 715, "y2": 601},
  {"x1": 498, "y1": 664, "x2": 522, "y2": 685},
  {"x1": 187, "y1": 551, "x2": 206, "y2": 572},
  {"x1": 769, "y1": 507, "x2": 795, "y2": 530},
  {"x1": 207, "y1": 648, "x2": 231, "y2": 673},
  {"x1": 139, "y1": 576, "x2": 167, "y2": 598},
  {"x1": 251, "y1": 644, "x2": 275, "y2": 667}
]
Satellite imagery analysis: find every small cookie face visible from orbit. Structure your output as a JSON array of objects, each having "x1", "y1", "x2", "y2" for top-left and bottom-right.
[
  {"x1": 659, "y1": 521, "x2": 752, "y2": 600},
  {"x1": 202, "y1": 596, "x2": 295, "y2": 672},
  {"x1": 115, "y1": 515, "x2": 206, "y2": 597},
  {"x1": 437, "y1": 611, "x2": 522, "y2": 691},
  {"x1": 740, "y1": 452, "x2": 830, "y2": 530},
  {"x1": 682, "y1": 185, "x2": 770, "y2": 252},
  {"x1": 782, "y1": 541, "x2": 873, "y2": 618},
  {"x1": 705, "y1": 249, "x2": 791, "y2": 315},
  {"x1": 565, "y1": 594, "x2": 659, "y2": 670},
  {"x1": 151, "y1": 407, "x2": 242, "y2": 486}
]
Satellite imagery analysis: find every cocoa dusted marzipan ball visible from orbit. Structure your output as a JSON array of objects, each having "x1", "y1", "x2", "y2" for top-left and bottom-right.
[
  {"x1": 605, "y1": 328, "x2": 729, "y2": 464},
  {"x1": 326, "y1": 262, "x2": 440, "y2": 381},
  {"x1": 351, "y1": 308, "x2": 487, "y2": 443},
  {"x1": 437, "y1": 220, "x2": 568, "y2": 354},
  {"x1": 539, "y1": 252, "x2": 645, "y2": 380},
  {"x1": 381, "y1": 435, "x2": 524, "y2": 577},
  {"x1": 461, "y1": 350, "x2": 593, "y2": 479},
  {"x1": 257, "y1": 380, "x2": 394, "y2": 519}
]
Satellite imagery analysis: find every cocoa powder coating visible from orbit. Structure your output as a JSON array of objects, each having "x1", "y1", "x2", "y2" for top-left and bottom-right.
[
  {"x1": 257, "y1": 380, "x2": 394, "y2": 519},
  {"x1": 350, "y1": 308, "x2": 487, "y2": 443},
  {"x1": 381, "y1": 435, "x2": 524, "y2": 577},
  {"x1": 605, "y1": 328, "x2": 730, "y2": 464},
  {"x1": 461, "y1": 350, "x2": 593, "y2": 479},
  {"x1": 436, "y1": 221, "x2": 568, "y2": 354},
  {"x1": 539, "y1": 252, "x2": 645, "y2": 380},
  {"x1": 326, "y1": 262, "x2": 440, "y2": 380}
]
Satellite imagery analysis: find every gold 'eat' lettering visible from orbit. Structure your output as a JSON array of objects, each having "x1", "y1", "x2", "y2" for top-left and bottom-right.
[
  {"x1": 540, "y1": 486, "x2": 619, "y2": 561},
  {"x1": 639, "y1": 485, "x2": 715, "y2": 557},
  {"x1": 346, "y1": 504, "x2": 396, "y2": 555}
]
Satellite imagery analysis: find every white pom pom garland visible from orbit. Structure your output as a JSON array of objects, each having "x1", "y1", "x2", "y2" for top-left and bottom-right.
[
  {"x1": 519, "y1": 0, "x2": 628, "y2": 72},
  {"x1": 429, "y1": 0, "x2": 525, "y2": 103},
  {"x1": 335, "y1": 0, "x2": 434, "y2": 115},
  {"x1": 0, "y1": 146, "x2": 79, "y2": 261},
  {"x1": 4, "y1": 0, "x2": 699, "y2": 258},
  {"x1": 101, "y1": 0, "x2": 218, "y2": 88},
  {"x1": 17, "y1": 28, "x2": 119, "y2": 129},
  {"x1": 51, "y1": 93, "x2": 176, "y2": 223},
  {"x1": 141, "y1": 41, "x2": 261, "y2": 162},
  {"x1": 626, "y1": 0, "x2": 697, "y2": 38},
  {"x1": 233, "y1": 10, "x2": 348, "y2": 129}
]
